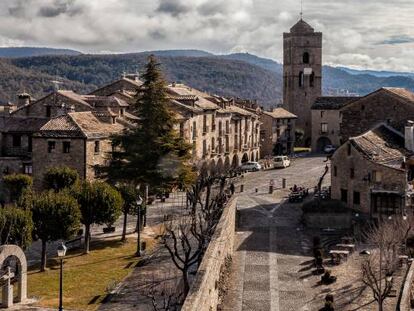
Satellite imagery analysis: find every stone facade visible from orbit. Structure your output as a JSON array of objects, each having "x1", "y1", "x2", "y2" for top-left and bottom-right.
[
  {"x1": 331, "y1": 124, "x2": 409, "y2": 218},
  {"x1": 283, "y1": 19, "x2": 322, "y2": 145},
  {"x1": 260, "y1": 108, "x2": 297, "y2": 156},
  {"x1": 311, "y1": 97, "x2": 357, "y2": 152},
  {"x1": 340, "y1": 88, "x2": 414, "y2": 142}
]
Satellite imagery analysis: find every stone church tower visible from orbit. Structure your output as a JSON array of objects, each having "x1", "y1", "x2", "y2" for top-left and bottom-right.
[{"x1": 283, "y1": 19, "x2": 322, "y2": 146}]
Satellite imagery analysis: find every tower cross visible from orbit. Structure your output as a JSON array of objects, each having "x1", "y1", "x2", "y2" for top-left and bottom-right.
[{"x1": 300, "y1": 0, "x2": 303, "y2": 19}]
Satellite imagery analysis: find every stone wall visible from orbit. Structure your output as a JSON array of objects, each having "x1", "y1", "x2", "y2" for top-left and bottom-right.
[
  {"x1": 181, "y1": 198, "x2": 237, "y2": 311},
  {"x1": 397, "y1": 262, "x2": 414, "y2": 311},
  {"x1": 32, "y1": 137, "x2": 86, "y2": 189},
  {"x1": 340, "y1": 90, "x2": 414, "y2": 142}
]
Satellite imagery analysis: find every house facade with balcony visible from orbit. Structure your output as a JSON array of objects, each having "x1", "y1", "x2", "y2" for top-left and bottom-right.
[
  {"x1": 331, "y1": 123, "x2": 414, "y2": 219},
  {"x1": 260, "y1": 108, "x2": 297, "y2": 156}
]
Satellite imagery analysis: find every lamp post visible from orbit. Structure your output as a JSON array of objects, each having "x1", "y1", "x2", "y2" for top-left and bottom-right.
[
  {"x1": 136, "y1": 195, "x2": 143, "y2": 257},
  {"x1": 57, "y1": 242, "x2": 67, "y2": 311}
]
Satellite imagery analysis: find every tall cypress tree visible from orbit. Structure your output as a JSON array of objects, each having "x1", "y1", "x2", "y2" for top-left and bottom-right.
[{"x1": 108, "y1": 56, "x2": 195, "y2": 188}]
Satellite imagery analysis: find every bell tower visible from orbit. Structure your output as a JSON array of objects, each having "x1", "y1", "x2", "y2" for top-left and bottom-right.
[{"x1": 283, "y1": 19, "x2": 322, "y2": 146}]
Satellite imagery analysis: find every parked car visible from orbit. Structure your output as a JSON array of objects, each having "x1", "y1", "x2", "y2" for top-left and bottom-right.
[
  {"x1": 240, "y1": 161, "x2": 262, "y2": 172},
  {"x1": 324, "y1": 145, "x2": 336, "y2": 154},
  {"x1": 273, "y1": 156, "x2": 291, "y2": 168}
]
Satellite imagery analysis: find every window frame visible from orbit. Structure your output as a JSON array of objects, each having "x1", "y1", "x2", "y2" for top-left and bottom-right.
[
  {"x1": 48, "y1": 141, "x2": 56, "y2": 153},
  {"x1": 62, "y1": 141, "x2": 71, "y2": 154}
]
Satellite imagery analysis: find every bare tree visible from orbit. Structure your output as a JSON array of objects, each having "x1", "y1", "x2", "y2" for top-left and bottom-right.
[
  {"x1": 162, "y1": 173, "x2": 231, "y2": 299},
  {"x1": 361, "y1": 217, "x2": 412, "y2": 310},
  {"x1": 145, "y1": 277, "x2": 183, "y2": 311}
]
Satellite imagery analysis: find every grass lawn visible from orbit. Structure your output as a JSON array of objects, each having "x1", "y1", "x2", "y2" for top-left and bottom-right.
[{"x1": 28, "y1": 236, "x2": 155, "y2": 311}]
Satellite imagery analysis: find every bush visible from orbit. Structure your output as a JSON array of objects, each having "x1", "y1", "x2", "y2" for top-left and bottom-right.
[
  {"x1": 3, "y1": 174, "x2": 32, "y2": 203},
  {"x1": 43, "y1": 166, "x2": 79, "y2": 192}
]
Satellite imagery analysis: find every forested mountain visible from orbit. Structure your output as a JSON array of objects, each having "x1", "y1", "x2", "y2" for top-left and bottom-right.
[
  {"x1": 0, "y1": 49, "x2": 414, "y2": 108},
  {"x1": 0, "y1": 47, "x2": 81, "y2": 58}
]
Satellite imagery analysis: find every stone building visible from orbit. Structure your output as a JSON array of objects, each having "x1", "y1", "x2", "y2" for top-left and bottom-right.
[
  {"x1": 340, "y1": 88, "x2": 414, "y2": 142},
  {"x1": 0, "y1": 76, "x2": 261, "y2": 188},
  {"x1": 331, "y1": 123, "x2": 414, "y2": 219},
  {"x1": 283, "y1": 19, "x2": 322, "y2": 146},
  {"x1": 311, "y1": 97, "x2": 357, "y2": 152},
  {"x1": 32, "y1": 111, "x2": 126, "y2": 188},
  {"x1": 260, "y1": 108, "x2": 297, "y2": 156}
]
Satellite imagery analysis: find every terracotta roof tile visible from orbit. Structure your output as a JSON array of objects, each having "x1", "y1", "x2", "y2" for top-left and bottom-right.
[{"x1": 263, "y1": 108, "x2": 297, "y2": 119}]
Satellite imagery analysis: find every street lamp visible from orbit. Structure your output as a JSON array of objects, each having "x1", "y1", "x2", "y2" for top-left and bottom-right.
[
  {"x1": 57, "y1": 242, "x2": 67, "y2": 311},
  {"x1": 136, "y1": 194, "x2": 143, "y2": 257}
]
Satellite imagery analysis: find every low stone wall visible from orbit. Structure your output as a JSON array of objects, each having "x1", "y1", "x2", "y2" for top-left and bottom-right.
[
  {"x1": 181, "y1": 198, "x2": 237, "y2": 311},
  {"x1": 304, "y1": 213, "x2": 352, "y2": 229},
  {"x1": 397, "y1": 262, "x2": 414, "y2": 311}
]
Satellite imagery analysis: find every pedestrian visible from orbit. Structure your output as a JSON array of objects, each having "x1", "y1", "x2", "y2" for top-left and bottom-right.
[{"x1": 230, "y1": 183, "x2": 235, "y2": 195}]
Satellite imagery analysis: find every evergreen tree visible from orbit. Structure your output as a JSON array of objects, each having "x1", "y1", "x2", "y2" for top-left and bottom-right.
[
  {"x1": 43, "y1": 166, "x2": 79, "y2": 192},
  {"x1": 0, "y1": 205, "x2": 33, "y2": 249},
  {"x1": 72, "y1": 181, "x2": 123, "y2": 254},
  {"x1": 3, "y1": 174, "x2": 32, "y2": 203},
  {"x1": 108, "y1": 55, "x2": 195, "y2": 188},
  {"x1": 30, "y1": 191, "x2": 81, "y2": 272}
]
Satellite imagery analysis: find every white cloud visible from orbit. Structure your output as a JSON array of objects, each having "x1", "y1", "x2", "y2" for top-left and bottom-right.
[{"x1": 0, "y1": 0, "x2": 412, "y2": 71}]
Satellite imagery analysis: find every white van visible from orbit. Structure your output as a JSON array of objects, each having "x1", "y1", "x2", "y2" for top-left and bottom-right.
[{"x1": 273, "y1": 156, "x2": 291, "y2": 168}]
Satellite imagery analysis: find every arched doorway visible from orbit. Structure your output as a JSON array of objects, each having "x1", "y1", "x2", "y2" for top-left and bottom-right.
[
  {"x1": 256, "y1": 151, "x2": 260, "y2": 161},
  {"x1": 242, "y1": 153, "x2": 249, "y2": 164},
  {"x1": 316, "y1": 137, "x2": 332, "y2": 152},
  {"x1": 231, "y1": 154, "x2": 239, "y2": 168},
  {"x1": 200, "y1": 162, "x2": 209, "y2": 177}
]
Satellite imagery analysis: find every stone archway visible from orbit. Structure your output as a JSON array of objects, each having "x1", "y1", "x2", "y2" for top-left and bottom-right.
[
  {"x1": 316, "y1": 137, "x2": 332, "y2": 152},
  {"x1": 0, "y1": 245, "x2": 27, "y2": 307},
  {"x1": 231, "y1": 154, "x2": 239, "y2": 168},
  {"x1": 200, "y1": 162, "x2": 209, "y2": 177},
  {"x1": 216, "y1": 158, "x2": 224, "y2": 175},
  {"x1": 256, "y1": 151, "x2": 260, "y2": 161},
  {"x1": 224, "y1": 156, "x2": 231, "y2": 171},
  {"x1": 242, "y1": 153, "x2": 249, "y2": 164},
  {"x1": 209, "y1": 159, "x2": 216, "y2": 175}
]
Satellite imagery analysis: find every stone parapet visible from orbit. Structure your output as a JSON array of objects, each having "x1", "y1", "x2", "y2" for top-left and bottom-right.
[{"x1": 181, "y1": 198, "x2": 237, "y2": 311}]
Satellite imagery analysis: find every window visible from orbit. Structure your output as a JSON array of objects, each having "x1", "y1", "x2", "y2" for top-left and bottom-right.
[
  {"x1": 341, "y1": 189, "x2": 348, "y2": 203},
  {"x1": 179, "y1": 122, "x2": 185, "y2": 138},
  {"x1": 350, "y1": 168, "x2": 355, "y2": 179},
  {"x1": 202, "y1": 140, "x2": 207, "y2": 156},
  {"x1": 310, "y1": 72, "x2": 315, "y2": 87},
  {"x1": 347, "y1": 143, "x2": 352, "y2": 156},
  {"x1": 12, "y1": 134, "x2": 21, "y2": 147},
  {"x1": 321, "y1": 123, "x2": 328, "y2": 134},
  {"x1": 373, "y1": 170, "x2": 382, "y2": 182},
  {"x1": 192, "y1": 121, "x2": 197, "y2": 140},
  {"x1": 299, "y1": 71, "x2": 304, "y2": 87},
  {"x1": 334, "y1": 166, "x2": 337, "y2": 177},
  {"x1": 63, "y1": 141, "x2": 71, "y2": 153},
  {"x1": 211, "y1": 114, "x2": 216, "y2": 131},
  {"x1": 120, "y1": 108, "x2": 125, "y2": 116},
  {"x1": 24, "y1": 164, "x2": 32, "y2": 175},
  {"x1": 353, "y1": 191, "x2": 360, "y2": 205},
  {"x1": 28, "y1": 136, "x2": 32, "y2": 152},
  {"x1": 320, "y1": 111, "x2": 325, "y2": 118},
  {"x1": 94, "y1": 141, "x2": 100, "y2": 153},
  {"x1": 48, "y1": 141, "x2": 56, "y2": 153},
  {"x1": 226, "y1": 120, "x2": 230, "y2": 134},
  {"x1": 303, "y1": 52, "x2": 310, "y2": 64},
  {"x1": 46, "y1": 106, "x2": 51, "y2": 118},
  {"x1": 203, "y1": 115, "x2": 207, "y2": 133}
]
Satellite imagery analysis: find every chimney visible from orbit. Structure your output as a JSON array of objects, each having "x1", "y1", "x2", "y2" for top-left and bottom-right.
[
  {"x1": 405, "y1": 120, "x2": 414, "y2": 152},
  {"x1": 17, "y1": 93, "x2": 30, "y2": 108}
]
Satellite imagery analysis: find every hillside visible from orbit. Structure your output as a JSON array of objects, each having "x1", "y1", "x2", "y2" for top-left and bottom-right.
[
  {"x1": 1, "y1": 49, "x2": 414, "y2": 108},
  {"x1": 0, "y1": 47, "x2": 82, "y2": 58},
  {"x1": 11, "y1": 54, "x2": 283, "y2": 107},
  {"x1": 0, "y1": 59, "x2": 92, "y2": 103}
]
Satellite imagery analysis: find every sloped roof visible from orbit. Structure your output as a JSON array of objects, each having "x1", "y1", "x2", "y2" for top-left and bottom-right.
[
  {"x1": 4, "y1": 117, "x2": 49, "y2": 132},
  {"x1": 312, "y1": 97, "x2": 358, "y2": 110},
  {"x1": 383, "y1": 88, "x2": 414, "y2": 103},
  {"x1": 290, "y1": 19, "x2": 314, "y2": 33},
  {"x1": 350, "y1": 123, "x2": 408, "y2": 170},
  {"x1": 167, "y1": 84, "x2": 219, "y2": 110},
  {"x1": 263, "y1": 108, "x2": 297, "y2": 119},
  {"x1": 35, "y1": 112, "x2": 125, "y2": 139}
]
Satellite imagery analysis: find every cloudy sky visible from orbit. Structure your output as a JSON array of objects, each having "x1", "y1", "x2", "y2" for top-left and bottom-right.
[{"x1": 1, "y1": 0, "x2": 414, "y2": 72}]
